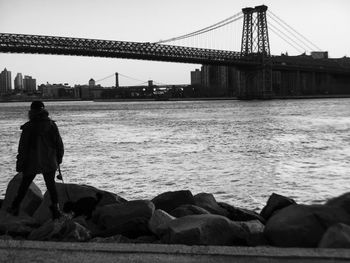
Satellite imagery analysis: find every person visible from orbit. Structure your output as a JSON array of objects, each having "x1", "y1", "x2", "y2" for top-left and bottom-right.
[{"x1": 7, "y1": 101, "x2": 64, "y2": 219}]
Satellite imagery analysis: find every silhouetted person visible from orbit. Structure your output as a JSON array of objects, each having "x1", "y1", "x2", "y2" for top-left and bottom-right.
[{"x1": 7, "y1": 101, "x2": 64, "y2": 219}]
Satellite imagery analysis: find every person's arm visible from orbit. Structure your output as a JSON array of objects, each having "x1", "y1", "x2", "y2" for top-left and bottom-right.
[
  {"x1": 53, "y1": 122, "x2": 64, "y2": 164},
  {"x1": 16, "y1": 126, "x2": 30, "y2": 172}
]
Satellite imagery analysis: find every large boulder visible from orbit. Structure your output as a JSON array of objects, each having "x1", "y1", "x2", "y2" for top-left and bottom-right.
[
  {"x1": 158, "y1": 214, "x2": 247, "y2": 246},
  {"x1": 219, "y1": 202, "x2": 265, "y2": 224},
  {"x1": 264, "y1": 204, "x2": 350, "y2": 247},
  {"x1": 1, "y1": 173, "x2": 43, "y2": 216},
  {"x1": 33, "y1": 183, "x2": 126, "y2": 224},
  {"x1": 0, "y1": 211, "x2": 39, "y2": 237},
  {"x1": 151, "y1": 190, "x2": 194, "y2": 213},
  {"x1": 28, "y1": 218, "x2": 91, "y2": 242},
  {"x1": 148, "y1": 209, "x2": 175, "y2": 236},
  {"x1": 193, "y1": 193, "x2": 228, "y2": 217},
  {"x1": 170, "y1": 204, "x2": 210, "y2": 218},
  {"x1": 260, "y1": 193, "x2": 296, "y2": 221},
  {"x1": 326, "y1": 192, "x2": 350, "y2": 214},
  {"x1": 93, "y1": 200, "x2": 155, "y2": 238},
  {"x1": 239, "y1": 220, "x2": 267, "y2": 246},
  {"x1": 318, "y1": 223, "x2": 350, "y2": 248}
]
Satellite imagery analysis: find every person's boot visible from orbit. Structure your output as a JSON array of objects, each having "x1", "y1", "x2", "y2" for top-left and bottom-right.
[{"x1": 50, "y1": 203, "x2": 63, "y2": 220}]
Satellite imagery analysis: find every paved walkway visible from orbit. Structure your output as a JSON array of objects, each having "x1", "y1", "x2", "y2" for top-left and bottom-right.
[{"x1": 1, "y1": 240, "x2": 350, "y2": 263}]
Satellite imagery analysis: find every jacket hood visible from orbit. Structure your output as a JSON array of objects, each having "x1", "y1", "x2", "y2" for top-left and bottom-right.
[{"x1": 28, "y1": 109, "x2": 50, "y2": 121}]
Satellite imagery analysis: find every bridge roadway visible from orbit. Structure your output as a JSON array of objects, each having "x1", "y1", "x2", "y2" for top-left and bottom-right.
[
  {"x1": 1, "y1": 33, "x2": 350, "y2": 74},
  {"x1": 0, "y1": 33, "x2": 256, "y2": 66}
]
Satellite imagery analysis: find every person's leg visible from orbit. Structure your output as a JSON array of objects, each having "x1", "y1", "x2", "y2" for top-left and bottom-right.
[
  {"x1": 9, "y1": 173, "x2": 36, "y2": 215},
  {"x1": 43, "y1": 170, "x2": 61, "y2": 219}
]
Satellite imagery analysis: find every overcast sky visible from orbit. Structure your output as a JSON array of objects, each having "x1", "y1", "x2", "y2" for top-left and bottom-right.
[{"x1": 0, "y1": 0, "x2": 349, "y2": 87}]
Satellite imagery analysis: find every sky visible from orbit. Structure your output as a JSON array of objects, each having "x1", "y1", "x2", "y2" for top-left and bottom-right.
[{"x1": 0, "y1": 0, "x2": 349, "y2": 87}]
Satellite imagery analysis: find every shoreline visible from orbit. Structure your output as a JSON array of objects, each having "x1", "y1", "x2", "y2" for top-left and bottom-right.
[{"x1": 1, "y1": 94, "x2": 350, "y2": 103}]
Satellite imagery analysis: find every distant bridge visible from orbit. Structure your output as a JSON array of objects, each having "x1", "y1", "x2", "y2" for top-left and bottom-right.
[{"x1": 1, "y1": 5, "x2": 349, "y2": 98}]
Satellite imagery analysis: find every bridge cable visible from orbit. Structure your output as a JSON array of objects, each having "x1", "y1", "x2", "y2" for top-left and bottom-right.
[
  {"x1": 268, "y1": 24, "x2": 305, "y2": 53},
  {"x1": 155, "y1": 11, "x2": 243, "y2": 44},
  {"x1": 268, "y1": 10, "x2": 322, "y2": 51},
  {"x1": 268, "y1": 22, "x2": 307, "y2": 53},
  {"x1": 267, "y1": 14, "x2": 315, "y2": 52}
]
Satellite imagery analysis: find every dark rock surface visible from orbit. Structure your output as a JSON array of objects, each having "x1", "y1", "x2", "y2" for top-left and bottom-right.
[
  {"x1": 148, "y1": 209, "x2": 175, "y2": 236},
  {"x1": 318, "y1": 223, "x2": 350, "y2": 248},
  {"x1": 158, "y1": 214, "x2": 247, "y2": 246},
  {"x1": 28, "y1": 218, "x2": 91, "y2": 241},
  {"x1": 2, "y1": 173, "x2": 43, "y2": 216},
  {"x1": 92, "y1": 200, "x2": 155, "y2": 238},
  {"x1": 264, "y1": 204, "x2": 350, "y2": 247},
  {"x1": 326, "y1": 192, "x2": 350, "y2": 214},
  {"x1": 170, "y1": 204, "x2": 210, "y2": 218},
  {"x1": 260, "y1": 193, "x2": 296, "y2": 221},
  {"x1": 219, "y1": 202, "x2": 265, "y2": 223},
  {"x1": 151, "y1": 190, "x2": 194, "y2": 213},
  {"x1": 33, "y1": 183, "x2": 125, "y2": 224},
  {"x1": 193, "y1": 193, "x2": 229, "y2": 217},
  {"x1": 0, "y1": 211, "x2": 39, "y2": 237}
]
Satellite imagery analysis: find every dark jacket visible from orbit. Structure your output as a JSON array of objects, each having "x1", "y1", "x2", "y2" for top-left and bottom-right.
[{"x1": 16, "y1": 109, "x2": 64, "y2": 174}]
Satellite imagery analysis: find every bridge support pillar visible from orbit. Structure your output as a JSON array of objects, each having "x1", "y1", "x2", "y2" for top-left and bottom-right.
[{"x1": 239, "y1": 5, "x2": 272, "y2": 99}]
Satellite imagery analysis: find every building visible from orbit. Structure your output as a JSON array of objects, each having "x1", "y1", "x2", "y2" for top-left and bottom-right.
[
  {"x1": 14, "y1": 73, "x2": 24, "y2": 91},
  {"x1": 40, "y1": 83, "x2": 74, "y2": 98},
  {"x1": 89, "y1": 78, "x2": 95, "y2": 87},
  {"x1": 0, "y1": 68, "x2": 12, "y2": 94},
  {"x1": 23, "y1": 75, "x2": 37, "y2": 93},
  {"x1": 191, "y1": 69, "x2": 201, "y2": 85}
]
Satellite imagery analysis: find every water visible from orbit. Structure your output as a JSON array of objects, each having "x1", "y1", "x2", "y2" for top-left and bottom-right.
[{"x1": 1, "y1": 99, "x2": 350, "y2": 211}]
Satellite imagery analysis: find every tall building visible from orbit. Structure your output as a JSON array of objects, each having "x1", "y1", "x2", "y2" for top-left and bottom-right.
[
  {"x1": 191, "y1": 69, "x2": 202, "y2": 85},
  {"x1": 14, "y1": 73, "x2": 24, "y2": 91},
  {"x1": 0, "y1": 68, "x2": 12, "y2": 94},
  {"x1": 89, "y1": 78, "x2": 95, "y2": 87},
  {"x1": 23, "y1": 75, "x2": 37, "y2": 92}
]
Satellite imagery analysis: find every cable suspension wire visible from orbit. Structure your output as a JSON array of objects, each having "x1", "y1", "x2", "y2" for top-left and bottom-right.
[
  {"x1": 95, "y1": 73, "x2": 115, "y2": 83},
  {"x1": 268, "y1": 22, "x2": 307, "y2": 53},
  {"x1": 268, "y1": 24, "x2": 304, "y2": 53},
  {"x1": 268, "y1": 10, "x2": 322, "y2": 51},
  {"x1": 267, "y1": 13, "x2": 315, "y2": 52},
  {"x1": 155, "y1": 11, "x2": 243, "y2": 44}
]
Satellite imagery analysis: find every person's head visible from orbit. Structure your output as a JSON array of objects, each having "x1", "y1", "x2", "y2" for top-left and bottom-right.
[
  {"x1": 30, "y1": 101, "x2": 45, "y2": 111},
  {"x1": 28, "y1": 101, "x2": 48, "y2": 120}
]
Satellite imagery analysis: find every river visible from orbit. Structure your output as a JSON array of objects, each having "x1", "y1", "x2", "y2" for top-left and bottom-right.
[{"x1": 0, "y1": 99, "x2": 349, "y2": 211}]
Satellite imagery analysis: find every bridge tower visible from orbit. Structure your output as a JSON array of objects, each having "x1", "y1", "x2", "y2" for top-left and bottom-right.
[{"x1": 239, "y1": 5, "x2": 272, "y2": 99}]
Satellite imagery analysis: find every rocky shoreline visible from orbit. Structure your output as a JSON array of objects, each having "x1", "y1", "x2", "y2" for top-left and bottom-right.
[{"x1": 1, "y1": 173, "x2": 350, "y2": 248}]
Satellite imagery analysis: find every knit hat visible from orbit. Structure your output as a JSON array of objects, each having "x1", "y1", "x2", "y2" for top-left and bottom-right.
[{"x1": 30, "y1": 101, "x2": 45, "y2": 110}]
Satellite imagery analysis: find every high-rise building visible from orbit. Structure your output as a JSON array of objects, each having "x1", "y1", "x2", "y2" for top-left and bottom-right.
[
  {"x1": 0, "y1": 68, "x2": 12, "y2": 94},
  {"x1": 89, "y1": 78, "x2": 95, "y2": 87},
  {"x1": 23, "y1": 75, "x2": 37, "y2": 92},
  {"x1": 14, "y1": 73, "x2": 24, "y2": 91}
]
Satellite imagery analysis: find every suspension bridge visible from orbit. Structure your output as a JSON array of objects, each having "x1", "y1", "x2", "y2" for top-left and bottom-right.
[{"x1": 0, "y1": 5, "x2": 349, "y2": 99}]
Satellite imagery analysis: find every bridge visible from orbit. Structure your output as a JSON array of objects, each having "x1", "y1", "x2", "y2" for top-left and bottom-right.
[{"x1": 1, "y1": 5, "x2": 350, "y2": 99}]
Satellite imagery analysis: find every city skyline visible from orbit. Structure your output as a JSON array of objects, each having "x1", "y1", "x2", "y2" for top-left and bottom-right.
[{"x1": 0, "y1": 0, "x2": 349, "y2": 87}]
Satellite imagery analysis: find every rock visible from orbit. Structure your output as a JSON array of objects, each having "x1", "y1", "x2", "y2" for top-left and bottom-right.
[
  {"x1": 93, "y1": 200, "x2": 155, "y2": 238},
  {"x1": 260, "y1": 193, "x2": 296, "y2": 221},
  {"x1": 148, "y1": 209, "x2": 175, "y2": 236},
  {"x1": 1, "y1": 173, "x2": 43, "y2": 216},
  {"x1": 193, "y1": 193, "x2": 228, "y2": 217},
  {"x1": 170, "y1": 204, "x2": 210, "y2": 218},
  {"x1": 0, "y1": 211, "x2": 39, "y2": 237},
  {"x1": 151, "y1": 190, "x2": 194, "y2": 213},
  {"x1": 326, "y1": 192, "x2": 350, "y2": 214},
  {"x1": 33, "y1": 183, "x2": 126, "y2": 224},
  {"x1": 158, "y1": 214, "x2": 247, "y2": 246},
  {"x1": 319, "y1": 223, "x2": 350, "y2": 248},
  {"x1": 264, "y1": 204, "x2": 350, "y2": 247},
  {"x1": 219, "y1": 202, "x2": 265, "y2": 224},
  {"x1": 28, "y1": 217, "x2": 91, "y2": 242},
  {"x1": 239, "y1": 220, "x2": 267, "y2": 246}
]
